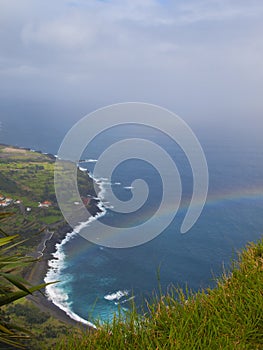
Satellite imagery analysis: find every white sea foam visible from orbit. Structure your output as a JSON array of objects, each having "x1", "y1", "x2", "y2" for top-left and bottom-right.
[
  {"x1": 78, "y1": 159, "x2": 98, "y2": 163},
  {"x1": 104, "y1": 290, "x2": 129, "y2": 301},
  {"x1": 44, "y1": 169, "x2": 108, "y2": 327},
  {"x1": 124, "y1": 186, "x2": 134, "y2": 190},
  {"x1": 86, "y1": 159, "x2": 98, "y2": 163},
  {"x1": 44, "y1": 231, "x2": 97, "y2": 327},
  {"x1": 98, "y1": 179, "x2": 122, "y2": 189},
  {"x1": 104, "y1": 203, "x2": 114, "y2": 209},
  {"x1": 114, "y1": 296, "x2": 135, "y2": 305},
  {"x1": 45, "y1": 230, "x2": 99, "y2": 328}
]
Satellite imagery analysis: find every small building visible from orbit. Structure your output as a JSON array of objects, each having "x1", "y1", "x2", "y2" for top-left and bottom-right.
[
  {"x1": 38, "y1": 200, "x2": 52, "y2": 208},
  {"x1": 0, "y1": 197, "x2": 13, "y2": 207},
  {"x1": 81, "y1": 197, "x2": 91, "y2": 206}
]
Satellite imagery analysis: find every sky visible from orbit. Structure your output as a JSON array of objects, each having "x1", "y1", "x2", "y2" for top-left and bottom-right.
[{"x1": 0, "y1": 0, "x2": 262, "y2": 150}]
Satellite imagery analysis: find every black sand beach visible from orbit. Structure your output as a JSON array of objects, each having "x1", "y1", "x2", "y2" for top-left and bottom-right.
[{"x1": 26, "y1": 224, "x2": 93, "y2": 330}]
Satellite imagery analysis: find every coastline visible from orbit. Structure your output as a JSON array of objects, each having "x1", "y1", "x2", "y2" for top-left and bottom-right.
[
  {"x1": 26, "y1": 224, "x2": 93, "y2": 329},
  {"x1": 26, "y1": 176, "x2": 106, "y2": 329},
  {"x1": 0, "y1": 144, "x2": 104, "y2": 329},
  {"x1": 41, "y1": 170, "x2": 107, "y2": 328}
]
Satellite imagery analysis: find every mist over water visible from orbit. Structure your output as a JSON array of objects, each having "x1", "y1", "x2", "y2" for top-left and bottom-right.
[
  {"x1": 41, "y1": 123, "x2": 263, "y2": 323},
  {"x1": 2, "y1": 103, "x2": 263, "y2": 323}
]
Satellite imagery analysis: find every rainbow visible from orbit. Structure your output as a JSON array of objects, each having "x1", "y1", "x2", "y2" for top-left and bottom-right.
[
  {"x1": 204, "y1": 185, "x2": 263, "y2": 208},
  {"x1": 56, "y1": 184, "x2": 263, "y2": 257}
]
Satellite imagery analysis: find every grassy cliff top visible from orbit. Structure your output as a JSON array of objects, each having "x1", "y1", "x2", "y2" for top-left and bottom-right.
[
  {"x1": 58, "y1": 237, "x2": 263, "y2": 350},
  {"x1": 0, "y1": 145, "x2": 54, "y2": 161}
]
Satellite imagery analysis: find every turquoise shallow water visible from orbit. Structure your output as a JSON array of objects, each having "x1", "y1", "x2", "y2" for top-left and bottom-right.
[{"x1": 42, "y1": 125, "x2": 263, "y2": 324}]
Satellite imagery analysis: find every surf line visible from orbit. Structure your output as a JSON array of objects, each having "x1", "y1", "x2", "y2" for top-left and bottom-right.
[{"x1": 44, "y1": 167, "x2": 107, "y2": 328}]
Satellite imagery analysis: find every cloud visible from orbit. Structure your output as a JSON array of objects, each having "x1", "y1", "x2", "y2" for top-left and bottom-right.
[
  {"x1": 171, "y1": 0, "x2": 263, "y2": 24},
  {"x1": 0, "y1": 0, "x2": 262, "y2": 130},
  {"x1": 22, "y1": 17, "x2": 96, "y2": 50}
]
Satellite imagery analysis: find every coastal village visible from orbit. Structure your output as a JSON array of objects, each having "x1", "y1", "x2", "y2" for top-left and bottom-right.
[
  {"x1": 0, "y1": 194, "x2": 14, "y2": 208},
  {"x1": 0, "y1": 193, "x2": 52, "y2": 210},
  {"x1": 0, "y1": 193, "x2": 91, "y2": 210}
]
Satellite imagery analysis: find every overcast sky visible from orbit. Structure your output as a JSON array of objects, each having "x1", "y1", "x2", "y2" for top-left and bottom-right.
[{"x1": 0, "y1": 0, "x2": 262, "y2": 149}]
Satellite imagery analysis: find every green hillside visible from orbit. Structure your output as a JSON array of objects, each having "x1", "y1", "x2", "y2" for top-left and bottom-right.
[
  {"x1": 1, "y1": 145, "x2": 262, "y2": 349},
  {"x1": 0, "y1": 144, "x2": 97, "y2": 247},
  {"x1": 0, "y1": 145, "x2": 99, "y2": 349}
]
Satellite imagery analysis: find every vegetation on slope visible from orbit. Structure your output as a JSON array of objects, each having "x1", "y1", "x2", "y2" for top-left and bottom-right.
[
  {"x1": 0, "y1": 145, "x2": 99, "y2": 349},
  {"x1": 0, "y1": 212, "x2": 84, "y2": 350},
  {"x1": 0, "y1": 213, "x2": 56, "y2": 349},
  {"x1": 2, "y1": 299, "x2": 75, "y2": 350},
  {"x1": 1, "y1": 145, "x2": 262, "y2": 349},
  {"x1": 0, "y1": 144, "x2": 97, "y2": 251},
  {"x1": 57, "y1": 238, "x2": 263, "y2": 350}
]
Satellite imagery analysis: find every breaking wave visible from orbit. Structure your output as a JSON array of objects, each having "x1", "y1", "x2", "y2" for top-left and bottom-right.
[{"x1": 44, "y1": 168, "x2": 107, "y2": 327}]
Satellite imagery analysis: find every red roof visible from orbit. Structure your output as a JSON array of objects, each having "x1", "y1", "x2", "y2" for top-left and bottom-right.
[{"x1": 81, "y1": 197, "x2": 91, "y2": 206}]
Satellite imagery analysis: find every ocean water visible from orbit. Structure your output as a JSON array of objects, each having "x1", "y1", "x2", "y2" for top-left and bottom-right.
[{"x1": 42, "y1": 123, "x2": 263, "y2": 326}]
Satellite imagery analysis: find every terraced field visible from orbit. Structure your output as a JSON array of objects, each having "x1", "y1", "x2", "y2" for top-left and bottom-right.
[{"x1": 0, "y1": 144, "x2": 96, "y2": 247}]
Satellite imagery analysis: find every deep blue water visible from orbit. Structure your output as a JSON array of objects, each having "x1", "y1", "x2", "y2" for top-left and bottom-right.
[
  {"x1": 2, "y1": 117, "x2": 263, "y2": 324},
  {"x1": 44, "y1": 124, "x2": 263, "y2": 324}
]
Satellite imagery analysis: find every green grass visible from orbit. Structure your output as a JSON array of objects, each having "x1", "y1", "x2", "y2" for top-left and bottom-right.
[
  {"x1": 0, "y1": 145, "x2": 96, "y2": 240},
  {"x1": 40, "y1": 215, "x2": 63, "y2": 225},
  {"x1": 3, "y1": 299, "x2": 73, "y2": 350},
  {"x1": 57, "y1": 238, "x2": 263, "y2": 350},
  {"x1": 1, "y1": 145, "x2": 262, "y2": 349}
]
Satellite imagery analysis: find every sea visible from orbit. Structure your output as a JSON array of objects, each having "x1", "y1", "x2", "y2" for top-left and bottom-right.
[{"x1": 1, "y1": 115, "x2": 263, "y2": 327}]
